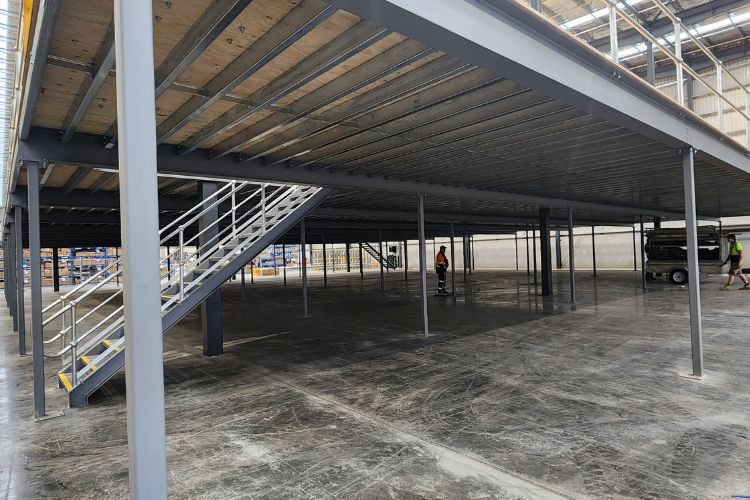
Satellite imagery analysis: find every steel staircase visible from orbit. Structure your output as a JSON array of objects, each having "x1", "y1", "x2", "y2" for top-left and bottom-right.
[
  {"x1": 361, "y1": 242, "x2": 396, "y2": 270},
  {"x1": 42, "y1": 181, "x2": 330, "y2": 407}
]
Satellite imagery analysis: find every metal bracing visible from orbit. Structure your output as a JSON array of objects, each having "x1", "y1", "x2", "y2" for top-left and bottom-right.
[
  {"x1": 156, "y1": 2, "x2": 335, "y2": 143},
  {"x1": 19, "y1": 0, "x2": 62, "y2": 140},
  {"x1": 60, "y1": 25, "x2": 116, "y2": 143},
  {"x1": 325, "y1": 0, "x2": 750, "y2": 174},
  {"x1": 113, "y1": 0, "x2": 168, "y2": 495},
  {"x1": 179, "y1": 21, "x2": 391, "y2": 154},
  {"x1": 417, "y1": 194, "x2": 428, "y2": 337},
  {"x1": 7, "y1": 225, "x2": 17, "y2": 332},
  {"x1": 18, "y1": 128, "x2": 695, "y2": 219},
  {"x1": 28, "y1": 162, "x2": 45, "y2": 418},
  {"x1": 683, "y1": 147, "x2": 703, "y2": 378}
]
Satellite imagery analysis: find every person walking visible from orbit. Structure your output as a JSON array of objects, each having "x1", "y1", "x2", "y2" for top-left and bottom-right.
[
  {"x1": 720, "y1": 234, "x2": 750, "y2": 290},
  {"x1": 435, "y1": 245, "x2": 449, "y2": 296}
]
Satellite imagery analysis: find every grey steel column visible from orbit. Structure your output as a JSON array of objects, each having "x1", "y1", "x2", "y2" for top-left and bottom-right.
[
  {"x1": 632, "y1": 226, "x2": 637, "y2": 271},
  {"x1": 591, "y1": 225, "x2": 597, "y2": 277},
  {"x1": 403, "y1": 239, "x2": 408, "y2": 280},
  {"x1": 417, "y1": 195, "x2": 429, "y2": 337},
  {"x1": 470, "y1": 235, "x2": 475, "y2": 273},
  {"x1": 640, "y1": 215, "x2": 647, "y2": 291},
  {"x1": 532, "y1": 225, "x2": 538, "y2": 287},
  {"x1": 514, "y1": 233, "x2": 519, "y2": 271},
  {"x1": 539, "y1": 208, "x2": 553, "y2": 297},
  {"x1": 199, "y1": 182, "x2": 222, "y2": 357},
  {"x1": 345, "y1": 242, "x2": 351, "y2": 272},
  {"x1": 378, "y1": 229, "x2": 384, "y2": 290},
  {"x1": 15, "y1": 205, "x2": 25, "y2": 355},
  {"x1": 241, "y1": 266, "x2": 246, "y2": 288},
  {"x1": 8, "y1": 226, "x2": 17, "y2": 330},
  {"x1": 450, "y1": 222, "x2": 456, "y2": 298},
  {"x1": 645, "y1": 40, "x2": 655, "y2": 85},
  {"x1": 28, "y1": 162, "x2": 45, "y2": 417},
  {"x1": 525, "y1": 229, "x2": 530, "y2": 277},
  {"x1": 686, "y1": 72, "x2": 695, "y2": 111},
  {"x1": 52, "y1": 247, "x2": 60, "y2": 292},
  {"x1": 567, "y1": 208, "x2": 575, "y2": 305},
  {"x1": 282, "y1": 244, "x2": 287, "y2": 286},
  {"x1": 682, "y1": 147, "x2": 703, "y2": 377},
  {"x1": 301, "y1": 220, "x2": 309, "y2": 317},
  {"x1": 462, "y1": 234, "x2": 467, "y2": 282},
  {"x1": 322, "y1": 235, "x2": 327, "y2": 288},
  {"x1": 114, "y1": 0, "x2": 168, "y2": 494},
  {"x1": 358, "y1": 239, "x2": 363, "y2": 280},
  {"x1": 555, "y1": 230, "x2": 563, "y2": 269},
  {"x1": 2, "y1": 232, "x2": 7, "y2": 308}
]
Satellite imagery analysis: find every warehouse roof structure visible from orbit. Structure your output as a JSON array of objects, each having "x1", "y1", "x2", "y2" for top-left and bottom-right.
[{"x1": 3, "y1": 0, "x2": 750, "y2": 496}]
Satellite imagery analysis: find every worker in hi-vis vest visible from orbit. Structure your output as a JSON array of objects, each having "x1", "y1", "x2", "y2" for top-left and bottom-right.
[
  {"x1": 721, "y1": 234, "x2": 750, "y2": 291},
  {"x1": 435, "y1": 245, "x2": 449, "y2": 296}
]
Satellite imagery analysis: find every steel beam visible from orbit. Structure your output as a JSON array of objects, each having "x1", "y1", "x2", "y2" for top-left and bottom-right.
[
  {"x1": 539, "y1": 208, "x2": 552, "y2": 296},
  {"x1": 62, "y1": 167, "x2": 90, "y2": 194},
  {"x1": 683, "y1": 147, "x2": 703, "y2": 377},
  {"x1": 156, "y1": 2, "x2": 335, "y2": 143},
  {"x1": 19, "y1": 0, "x2": 62, "y2": 140},
  {"x1": 199, "y1": 182, "x2": 223, "y2": 357},
  {"x1": 19, "y1": 127, "x2": 697, "y2": 219},
  {"x1": 27, "y1": 163, "x2": 45, "y2": 417},
  {"x1": 15, "y1": 206, "x2": 25, "y2": 354},
  {"x1": 114, "y1": 0, "x2": 168, "y2": 495},
  {"x1": 417, "y1": 194, "x2": 428, "y2": 337},
  {"x1": 325, "y1": 0, "x2": 750, "y2": 174}
]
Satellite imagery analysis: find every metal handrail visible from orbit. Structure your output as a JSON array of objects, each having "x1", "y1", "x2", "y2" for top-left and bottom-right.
[{"x1": 159, "y1": 179, "x2": 236, "y2": 237}]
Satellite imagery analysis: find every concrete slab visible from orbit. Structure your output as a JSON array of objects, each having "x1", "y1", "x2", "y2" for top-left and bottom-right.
[{"x1": 1, "y1": 270, "x2": 749, "y2": 498}]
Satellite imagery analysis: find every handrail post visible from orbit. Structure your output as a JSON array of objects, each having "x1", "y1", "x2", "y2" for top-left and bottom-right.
[
  {"x1": 231, "y1": 181, "x2": 236, "y2": 233},
  {"x1": 178, "y1": 227, "x2": 185, "y2": 302},
  {"x1": 70, "y1": 303, "x2": 78, "y2": 387},
  {"x1": 716, "y1": 62, "x2": 724, "y2": 132},
  {"x1": 60, "y1": 299, "x2": 67, "y2": 365},
  {"x1": 674, "y1": 21, "x2": 684, "y2": 106},
  {"x1": 261, "y1": 183, "x2": 267, "y2": 234}
]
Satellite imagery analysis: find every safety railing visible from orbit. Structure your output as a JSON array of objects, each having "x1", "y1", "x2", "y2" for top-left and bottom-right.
[
  {"x1": 523, "y1": 0, "x2": 750, "y2": 148},
  {"x1": 41, "y1": 179, "x2": 315, "y2": 391}
]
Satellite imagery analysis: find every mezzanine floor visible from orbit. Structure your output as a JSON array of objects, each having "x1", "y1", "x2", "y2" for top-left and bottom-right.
[{"x1": 1, "y1": 269, "x2": 749, "y2": 499}]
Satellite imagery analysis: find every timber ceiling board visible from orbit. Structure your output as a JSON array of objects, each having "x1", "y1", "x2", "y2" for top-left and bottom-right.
[
  {"x1": 50, "y1": 0, "x2": 112, "y2": 64},
  {"x1": 152, "y1": 0, "x2": 215, "y2": 71},
  {"x1": 34, "y1": 65, "x2": 88, "y2": 130},
  {"x1": 78, "y1": 77, "x2": 116, "y2": 135}
]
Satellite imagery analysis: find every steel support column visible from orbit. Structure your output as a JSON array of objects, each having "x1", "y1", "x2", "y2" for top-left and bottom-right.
[
  {"x1": 539, "y1": 208, "x2": 553, "y2": 297},
  {"x1": 640, "y1": 215, "x2": 647, "y2": 291},
  {"x1": 555, "y1": 230, "x2": 562, "y2": 269},
  {"x1": 114, "y1": 0, "x2": 168, "y2": 494},
  {"x1": 403, "y1": 239, "x2": 408, "y2": 280},
  {"x1": 28, "y1": 162, "x2": 45, "y2": 417},
  {"x1": 532, "y1": 225, "x2": 538, "y2": 287},
  {"x1": 514, "y1": 233, "x2": 519, "y2": 271},
  {"x1": 52, "y1": 247, "x2": 60, "y2": 292},
  {"x1": 379, "y1": 229, "x2": 384, "y2": 290},
  {"x1": 322, "y1": 235, "x2": 328, "y2": 288},
  {"x1": 525, "y1": 229, "x2": 530, "y2": 277},
  {"x1": 450, "y1": 222, "x2": 456, "y2": 298},
  {"x1": 199, "y1": 181, "x2": 223, "y2": 357},
  {"x1": 15, "y1": 205, "x2": 25, "y2": 354},
  {"x1": 645, "y1": 40, "x2": 655, "y2": 85},
  {"x1": 567, "y1": 208, "x2": 575, "y2": 305},
  {"x1": 282, "y1": 244, "x2": 287, "y2": 285},
  {"x1": 358, "y1": 239, "x2": 363, "y2": 280},
  {"x1": 345, "y1": 242, "x2": 350, "y2": 272},
  {"x1": 462, "y1": 234, "x2": 467, "y2": 283},
  {"x1": 417, "y1": 195, "x2": 428, "y2": 337},
  {"x1": 683, "y1": 148, "x2": 703, "y2": 377},
  {"x1": 8, "y1": 225, "x2": 17, "y2": 331},
  {"x1": 591, "y1": 225, "x2": 597, "y2": 277},
  {"x1": 301, "y1": 219, "x2": 309, "y2": 317},
  {"x1": 632, "y1": 226, "x2": 637, "y2": 271}
]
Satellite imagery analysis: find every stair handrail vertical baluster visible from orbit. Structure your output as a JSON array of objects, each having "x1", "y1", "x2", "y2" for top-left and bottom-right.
[
  {"x1": 178, "y1": 227, "x2": 185, "y2": 302},
  {"x1": 231, "y1": 181, "x2": 236, "y2": 235},
  {"x1": 70, "y1": 302, "x2": 78, "y2": 387}
]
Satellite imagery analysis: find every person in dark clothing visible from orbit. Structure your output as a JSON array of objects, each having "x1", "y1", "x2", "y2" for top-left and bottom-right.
[{"x1": 435, "y1": 245, "x2": 449, "y2": 295}]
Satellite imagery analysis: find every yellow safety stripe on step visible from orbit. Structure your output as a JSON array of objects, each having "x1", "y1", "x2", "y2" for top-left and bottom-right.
[
  {"x1": 81, "y1": 356, "x2": 97, "y2": 371},
  {"x1": 59, "y1": 372, "x2": 72, "y2": 391},
  {"x1": 102, "y1": 339, "x2": 120, "y2": 352},
  {"x1": 161, "y1": 294, "x2": 174, "y2": 300}
]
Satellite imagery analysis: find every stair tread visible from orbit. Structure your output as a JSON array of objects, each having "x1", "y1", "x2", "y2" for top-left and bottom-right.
[{"x1": 58, "y1": 372, "x2": 72, "y2": 391}]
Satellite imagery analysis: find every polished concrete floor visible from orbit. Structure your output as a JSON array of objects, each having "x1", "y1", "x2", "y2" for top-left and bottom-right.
[{"x1": 2, "y1": 269, "x2": 749, "y2": 499}]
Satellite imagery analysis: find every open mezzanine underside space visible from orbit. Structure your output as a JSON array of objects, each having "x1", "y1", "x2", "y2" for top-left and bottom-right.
[{"x1": 2, "y1": 270, "x2": 749, "y2": 499}]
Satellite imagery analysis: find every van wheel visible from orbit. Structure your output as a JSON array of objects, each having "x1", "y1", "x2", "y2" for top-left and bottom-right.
[{"x1": 669, "y1": 269, "x2": 688, "y2": 284}]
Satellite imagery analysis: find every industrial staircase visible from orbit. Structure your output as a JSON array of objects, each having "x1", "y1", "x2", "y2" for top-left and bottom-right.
[
  {"x1": 42, "y1": 181, "x2": 330, "y2": 406},
  {"x1": 361, "y1": 242, "x2": 396, "y2": 269}
]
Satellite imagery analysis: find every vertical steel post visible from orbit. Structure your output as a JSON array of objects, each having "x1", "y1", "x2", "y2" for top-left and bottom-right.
[
  {"x1": 198, "y1": 182, "x2": 222, "y2": 357},
  {"x1": 301, "y1": 220, "x2": 309, "y2": 317},
  {"x1": 52, "y1": 247, "x2": 60, "y2": 292},
  {"x1": 470, "y1": 235, "x2": 475, "y2": 273},
  {"x1": 282, "y1": 244, "x2": 287, "y2": 286},
  {"x1": 567, "y1": 208, "x2": 575, "y2": 305},
  {"x1": 555, "y1": 230, "x2": 562, "y2": 269},
  {"x1": 682, "y1": 148, "x2": 703, "y2": 377},
  {"x1": 15, "y1": 205, "x2": 25, "y2": 354},
  {"x1": 674, "y1": 22, "x2": 684, "y2": 106},
  {"x1": 525, "y1": 229, "x2": 530, "y2": 277},
  {"x1": 539, "y1": 208, "x2": 553, "y2": 297},
  {"x1": 645, "y1": 40, "x2": 655, "y2": 85},
  {"x1": 716, "y1": 62, "x2": 724, "y2": 132},
  {"x1": 28, "y1": 163, "x2": 45, "y2": 417},
  {"x1": 241, "y1": 266, "x2": 246, "y2": 288},
  {"x1": 379, "y1": 229, "x2": 384, "y2": 291},
  {"x1": 609, "y1": 6, "x2": 618, "y2": 64},
  {"x1": 345, "y1": 242, "x2": 351, "y2": 272},
  {"x1": 530, "y1": 0, "x2": 541, "y2": 11},
  {"x1": 417, "y1": 195, "x2": 429, "y2": 337},
  {"x1": 686, "y1": 72, "x2": 695, "y2": 111},
  {"x1": 532, "y1": 225, "x2": 538, "y2": 287},
  {"x1": 591, "y1": 225, "x2": 597, "y2": 277},
  {"x1": 322, "y1": 235, "x2": 327, "y2": 288},
  {"x1": 462, "y1": 234, "x2": 467, "y2": 283},
  {"x1": 113, "y1": 0, "x2": 168, "y2": 493},
  {"x1": 403, "y1": 239, "x2": 408, "y2": 281},
  {"x1": 8, "y1": 226, "x2": 17, "y2": 330},
  {"x1": 450, "y1": 222, "x2": 456, "y2": 298},
  {"x1": 514, "y1": 233, "x2": 519, "y2": 271},
  {"x1": 640, "y1": 215, "x2": 647, "y2": 291},
  {"x1": 632, "y1": 226, "x2": 637, "y2": 271},
  {"x1": 358, "y1": 239, "x2": 363, "y2": 280}
]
